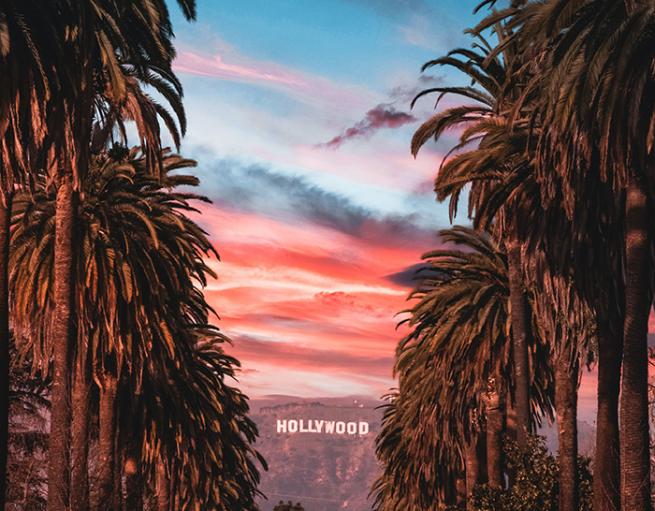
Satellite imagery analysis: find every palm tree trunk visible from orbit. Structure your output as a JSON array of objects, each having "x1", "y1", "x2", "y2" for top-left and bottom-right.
[
  {"x1": 484, "y1": 380, "x2": 504, "y2": 489},
  {"x1": 157, "y1": 460, "x2": 170, "y2": 511},
  {"x1": 97, "y1": 373, "x2": 118, "y2": 511},
  {"x1": 593, "y1": 312, "x2": 622, "y2": 511},
  {"x1": 70, "y1": 345, "x2": 90, "y2": 510},
  {"x1": 113, "y1": 437, "x2": 122, "y2": 511},
  {"x1": 507, "y1": 239, "x2": 532, "y2": 448},
  {"x1": 620, "y1": 174, "x2": 652, "y2": 511},
  {"x1": 555, "y1": 356, "x2": 579, "y2": 511},
  {"x1": 465, "y1": 435, "x2": 480, "y2": 510},
  {"x1": 48, "y1": 174, "x2": 75, "y2": 511},
  {"x1": 124, "y1": 438, "x2": 143, "y2": 511},
  {"x1": 0, "y1": 192, "x2": 11, "y2": 510}
]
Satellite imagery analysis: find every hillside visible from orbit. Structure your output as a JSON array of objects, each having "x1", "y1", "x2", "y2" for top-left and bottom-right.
[
  {"x1": 250, "y1": 396, "x2": 598, "y2": 511},
  {"x1": 251, "y1": 396, "x2": 382, "y2": 511}
]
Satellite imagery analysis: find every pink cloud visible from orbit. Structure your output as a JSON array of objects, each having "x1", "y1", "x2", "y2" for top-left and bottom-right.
[
  {"x1": 290, "y1": 143, "x2": 442, "y2": 191},
  {"x1": 175, "y1": 50, "x2": 305, "y2": 88},
  {"x1": 189, "y1": 203, "x2": 430, "y2": 397},
  {"x1": 174, "y1": 48, "x2": 377, "y2": 110},
  {"x1": 197, "y1": 200, "x2": 647, "y2": 412}
]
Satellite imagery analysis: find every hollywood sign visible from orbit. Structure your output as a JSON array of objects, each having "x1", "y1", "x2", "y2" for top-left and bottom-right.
[{"x1": 276, "y1": 419, "x2": 370, "y2": 436}]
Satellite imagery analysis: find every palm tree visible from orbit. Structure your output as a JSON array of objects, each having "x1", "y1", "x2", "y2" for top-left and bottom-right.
[
  {"x1": 70, "y1": 59, "x2": 190, "y2": 511},
  {"x1": 527, "y1": 257, "x2": 594, "y2": 511},
  {"x1": 410, "y1": 16, "x2": 618, "y2": 507},
  {"x1": 372, "y1": 392, "x2": 452, "y2": 511},
  {"x1": 26, "y1": 3, "x2": 196, "y2": 508},
  {"x1": 504, "y1": 1, "x2": 655, "y2": 508},
  {"x1": 411, "y1": 31, "x2": 536, "y2": 448},
  {"x1": 0, "y1": 4, "x2": 195, "y2": 510},
  {"x1": 138, "y1": 332, "x2": 265, "y2": 511},
  {"x1": 0, "y1": 4, "x2": 198, "y2": 508},
  {"x1": 373, "y1": 227, "x2": 553, "y2": 510},
  {"x1": 461, "y1": 4, "x2": 630, "y2": 508},
  {"x1": 0, "y1": 4, "x2": 68, "y2": 506},
  {"x1": 10, "y1": 148, "x2": 265, "y2": 509}
]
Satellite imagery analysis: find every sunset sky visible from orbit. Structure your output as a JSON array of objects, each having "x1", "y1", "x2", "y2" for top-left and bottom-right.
[{"x1": 166, "y1": 0, "x2": 546, "y2": 401}]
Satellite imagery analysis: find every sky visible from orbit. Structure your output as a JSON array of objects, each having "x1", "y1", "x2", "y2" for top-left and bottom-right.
[{"x1": 166, "y1": 0, "x2": 505, "y2": 400}]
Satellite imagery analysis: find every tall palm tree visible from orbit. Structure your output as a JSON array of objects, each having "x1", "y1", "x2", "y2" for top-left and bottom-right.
[
  {"x1": 0, "y1": 4, "x2": 197, "y2": 507},
  {"x1": 411, "y1": 31, "x2": 537, "y2": 448},
  {"x1": 410, "y1": 16, "x2": 617, "y2": 507},
  {"x1": 29, "y1": 3, "x2": 197, "y2": 508},
  {"x1": 0, "y1": 4, "x2": 67, "y2": 506},
  {"x1": 69, "y1": 58, "x2": 189, "y2": 511},
  {"x1": 373, "y1": 227, "x2": 553, "y2": 510},
  {"x1": 505, "y1": 1, "x2": 655, "y2": 508},
  {"x1": 10, "y1": 148, "x2": 265, "y2": 509},
  {"x1": 465, "y1": 4, "x2": 631, "y2": 507},
  {"x1": 527, "y1": 257, "x2": 594, "y2": 511}
]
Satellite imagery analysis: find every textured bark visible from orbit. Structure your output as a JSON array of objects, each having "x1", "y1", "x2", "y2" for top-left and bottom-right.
[
  {"x1": 465, "y1": 436, "x2": 480, "y2": 510},
  {"x1": 484, "y1": 382, "x2": 504, "y2": 489},
  {"x1": 477, "y1": 427, "x2": 488, "y2": 485},
  {"x1": 593, "y1": 313, "x2": 622, "y2": 511},
  {"x1": 48, "y1": 176, "x2": 75, "y2": 511},
  {"x1": 97, "y1": 374, "x2": 118, "y2": 511},
  {"x1": 113, "y1": 439, "x2": 122, "y2": 511},
  {"x1": 157, "y1": 461, "x2": 170, "y2": 511},
  {"x1": 70, "y1": 346, "x2": 90, "y2": 511},
  {"x1": 620, "y1": 175, "x2": 652, "y2": 511},
  {"x1": 0, "y1": 193, "x2": 11, "y2": 510},
  {"x1": 506, "y1": 240, "x2": 531, "y2": 448},
  {"x1": 555, "y1": 359, "x2": 579, "y2": 511}
]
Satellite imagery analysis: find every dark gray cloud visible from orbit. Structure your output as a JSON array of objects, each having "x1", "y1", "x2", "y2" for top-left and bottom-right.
[
  {"x1": 194, "y1": 158, "x2": 434, "y2": 246},
  {"x1": 320, "y1": 104, "x2": 417, "y2": 149},
  {"x1": 384, "y1": 262, "x2": 432, "y2": 287},
  {"x1": 319, "y1": 75, "x2": 443, "y2": 150},
  {"x1": 389, "y1": 74, "x2": 445, "y2": 104}
]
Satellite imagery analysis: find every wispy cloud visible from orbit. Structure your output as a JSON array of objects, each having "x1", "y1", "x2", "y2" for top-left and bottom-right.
[
  {"x1": 174, "y1": 48, "x2": 376, "y2": 109},
  {"x1": 175, "y1": 50, "x2": 304, "y2": 87},
  {"x1": 190, "y1": 201, "x2": 431, "y2": 398},
  {"x1": 320, "y1": 104, "x2": 417, "y2": 149},
  {"x1": 194, "y1": 158, "x2": 433, "y2": 246},
  {"x1": 398, "y1": 11, "x2": 464, "y2": 51},
  {"x1": 231, "y1": 336, "x2": 394, "y2": 377}
]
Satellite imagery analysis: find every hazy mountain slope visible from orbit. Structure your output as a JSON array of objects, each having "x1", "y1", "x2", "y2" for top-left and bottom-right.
[
  {"x1": 251, "y1": 396, "x2": 598, "y2": 511},
  {"x1": 252, "y1": 397, "x2": 382, "y2": 511}
]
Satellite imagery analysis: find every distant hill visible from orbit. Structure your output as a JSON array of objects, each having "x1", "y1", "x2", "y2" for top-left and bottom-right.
[
  {"x1": 251, "y1": 396, "x2": 382, "y2": 511},
  {"x1": 539, "y1": 419, "x2": 596, "y2": 458},
  {"x1": 250, "y1": 396, "x2": 598, "y2": 511}
]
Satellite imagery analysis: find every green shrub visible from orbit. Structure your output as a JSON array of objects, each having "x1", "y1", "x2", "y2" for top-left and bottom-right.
[{"x1": 471, "y1": 435, "x2": 592, "y2": 511}]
